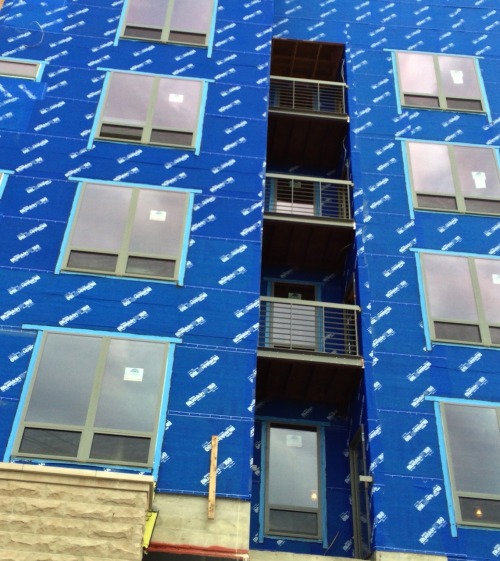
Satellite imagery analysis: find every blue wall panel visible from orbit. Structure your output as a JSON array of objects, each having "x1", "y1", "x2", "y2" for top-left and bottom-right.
[
  {"x1": 0, "y1": 0, "x2": 274, "y2": 502},
  {"x1": 269, "y1": 0, "x2": 500, "y2": 559}
]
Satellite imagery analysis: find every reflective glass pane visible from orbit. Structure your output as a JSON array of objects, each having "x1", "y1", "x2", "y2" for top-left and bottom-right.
[
  {"x1": 408, "y1": 142, "x2": 455, "y2": 195},
  {"x1": 0, "y1": 60, "x2": 38, "y2": 78},
  {"x1": 171, "y1": 0, "x2": 212, "y2": 33},
  {"x1": 20, "y1": 428, "x2": 80, "y2": 457},
  {"x1": 439, "y1": 56, "x2": 481, "y2": 101},
  {"x1": 90, "y1": 434, "x2": 150, "y2": 464},
  {"x1": 268, "y1": 426, "x2": 319, "y2": 509},
  {"x1": 268, "y1": 510, "x2": 318, "y2": 537},
  {"x1": 70, "y1": 184, "x2": 131, "y2": 252},
  {"x1": 460, "y1": 497, "x2": 500, "y2": 525},
  {"x1": 125, "y1": 0, "x2": 169, "y2": 29},
  {"x1": 444, "y1": 404, "x2": 500, "y2": 495},
  {"x1": 422, "y1": 254, "x2": 478, "y2": 322},
  {"x1": 25, "y1": 333, "x2": 100, "y2": 425},
  {"x1": 153, "y1": 78, "x2": 202, "y2": 132},
  {"x1": 94, "y1": 338, "x2": 167, "y2": 432},
  {"x1": 102, "y1": 73, "x2": 154, "y2": 126},
  {"x1": 397, "y1": 53, "x2": 438, "y2": 96},
  {"x1": 67, "y1": 251, "x2": 118, "y2": 273},
  {"x1": 126, "y1": 257, "x2": 175, "y2": 278},
  {"x1": 475, "y1": 258, "x2": 500, "y2": 325},
  {"x1": 129, "y1": 190, "x2": 187, "y2": 256},
  {"x1": 455, "y1": 146, "x2": 500, "y2": 199}
]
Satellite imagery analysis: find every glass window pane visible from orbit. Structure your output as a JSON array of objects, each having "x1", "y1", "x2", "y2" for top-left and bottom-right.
[
  {"x1": 397, "y1": 53, "x2": 438, "y2": 96},
  {"x1": 25, "y1": 333, "x2": 101, "y2": 425},
  {"x1": 475, "y1": 258, "x2": 500, "y2": 325},
  {"x1": 268, "y1": 426, "x2": 319, "y2": 509},
  {"x1": 19, "y1": 428, "x2": 80, "y2": 457},
  {"x1": 125, "y1": 0, "x2": 168, "y2": 29},
  {"x1": 422, "y1": 254, "x2": 478, "y2": 322},
  {"x1": 438, "y1": 56, "x2": 481, "y2": 101},
  {"x1": 408, "y1": 142, "x2": 455, "y2": 195},
  {"x1": 460, "y1": 497, "x2": 500, "y2": 525},
  {"x1": 70, "y1": 184, "x2": 131, "y2": 252},
  {"x1": 93, "y1": 338, "x2": 167, "y2": 432},
  {"x1": 126, "y1": 257, "x2": 176, "y2": 278},
  {"x1": 268, "y1": 510, "x2": 318, "y2": 537},
  {"x1": 171, "y1": 0, "x2": 212, "y2": 34},
  {"x1": 454, "y1": 146, "x2": 500, "y2": 199},
  {"x1": 90, "y1": 434, "x2": 150, "y2": 464},
  {"x1": 102, "y1": 73, "x2": 155, "y2": 127},
  {"x1": 153, "y1": 78, "x2": 202, "y2": 133},
  {"x1": 67, "y1": 251, "x2": 118, "y2": 273},
  {"x1": 129, "y1": 190, "x2": 187, "y2": 256},
  {"x1": 444, "y1": 404, "x2": 500, "y2": 496}
]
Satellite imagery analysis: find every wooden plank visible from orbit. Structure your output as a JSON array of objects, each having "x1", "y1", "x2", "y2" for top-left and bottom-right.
[{"x1": 208, "y1": 435, "x2": 218, "y2": 519}]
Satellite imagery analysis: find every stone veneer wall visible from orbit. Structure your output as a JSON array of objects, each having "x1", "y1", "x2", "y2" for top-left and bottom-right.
[{"x1": 0, "y1": 462, "x2": 154, "y2": 561}]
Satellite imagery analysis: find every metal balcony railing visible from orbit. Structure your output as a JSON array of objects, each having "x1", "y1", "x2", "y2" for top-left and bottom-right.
[
  {"x1": 269, "y1": 76, "x2": 347, "y2": 116},
  {"x1": 265, "y1": 173, "x2": 353, "y2": 221},
  {"x1": 259, "y1": 297, "x2": 360, "y2": 357}
]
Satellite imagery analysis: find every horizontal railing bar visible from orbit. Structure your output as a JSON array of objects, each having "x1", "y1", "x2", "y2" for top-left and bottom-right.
[
  {"x1": 270, "y1": 75, "x2": 348, "y2": 88},
  {"x1": 266, "y1": 172, "x2": 353, "y2": 186},
  {"x1": 261, "y1": 296, "x2": 361, "y2": 312}
]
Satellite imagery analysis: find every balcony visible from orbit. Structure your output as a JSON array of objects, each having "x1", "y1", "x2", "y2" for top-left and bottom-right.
[
  {"x1": 262, "y1": 173, "x2": 355, "y2": 273},
  {"x1": 257, "y1": 297, "x2": 362, "y2": 412},
  {"x1": 258, "y1": 297, "x2": 360, "y2": 359},
  {"x1": 265, "y1": 173, "x2": 352, "y2": 222},
  {"x1": 269, "y1": 76, "x2": 348, "y2": 119}
]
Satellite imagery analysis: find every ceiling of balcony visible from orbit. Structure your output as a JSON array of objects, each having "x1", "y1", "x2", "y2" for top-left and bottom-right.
[
  {"x1": 271, "y1": 38, "x2": 345, "y2": 81},
  {"x1": 261, "y1": 218, "x2": 354, "y2": 274},
  {"x1": 267, "y1": 113, "x2": 348, "y2": 171},
  {"x1": 256, "y1": 355, "x2": 362, "y2": 416}
]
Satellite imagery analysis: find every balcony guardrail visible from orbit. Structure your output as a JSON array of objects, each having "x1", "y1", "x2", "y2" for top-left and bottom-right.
[
  {"x1": 259, "y1": 297, "x2": 360, "y2": 357},
  {"x1": 265, "y1": 173, "x2": 353, "y2": 220},
  {"x1": 269, "y1": 76, "x2": 347, "y2": 116}
]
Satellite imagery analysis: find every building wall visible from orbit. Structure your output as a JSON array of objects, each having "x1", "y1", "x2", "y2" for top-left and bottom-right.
[
  {"x1": 253, "y1": 0, "x2": 500, "y2": 560},
  {"x1": 0, "y1": 0, "x2": 274, "y2": 555}
]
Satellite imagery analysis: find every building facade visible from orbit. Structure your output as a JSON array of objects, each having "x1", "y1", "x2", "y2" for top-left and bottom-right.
[{"x1": 0, "y1": 1, "x2": 499, "y2": 561}]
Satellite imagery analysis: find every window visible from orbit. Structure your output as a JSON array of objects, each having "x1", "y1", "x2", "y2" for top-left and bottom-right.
[
  {"x1": 95, "y1": 72, "x2": 204, "y2": 149},
  {"x1": 420, "y1": 253, "x2": 500, "y2": 347},
  {"x1": 396, "y1": 52, "x2": 485, "y2": 113},
  {"x1": 12, "y1": 331, "x2": 170, "y2": 467},
  {"x1": 265, "y1": 424, "x2": 322, "y2": 540},
  {"x1": 121, "y1": 0, "x2": 214, "y2": 47},
  {"x1": 440, "y1": 402, "x2": 500, "y2": 528},
  {"x1": 0, "y1": 58, "x2": 42, "y2": 80},
  {"x1": 62, "y1": 182, "x2": 191, "y2": 282},
  {"x1": 406, "y1": 142, "x2": 500, "y2": 215}
]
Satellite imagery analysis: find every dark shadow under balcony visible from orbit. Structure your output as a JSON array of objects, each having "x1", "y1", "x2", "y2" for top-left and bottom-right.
[
  {"x1": 262, "y1": 174, "x2": 355, "y2": 272},
  {"x1": 257, "y1": 297, "x2": 362, "y2": 413}
]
